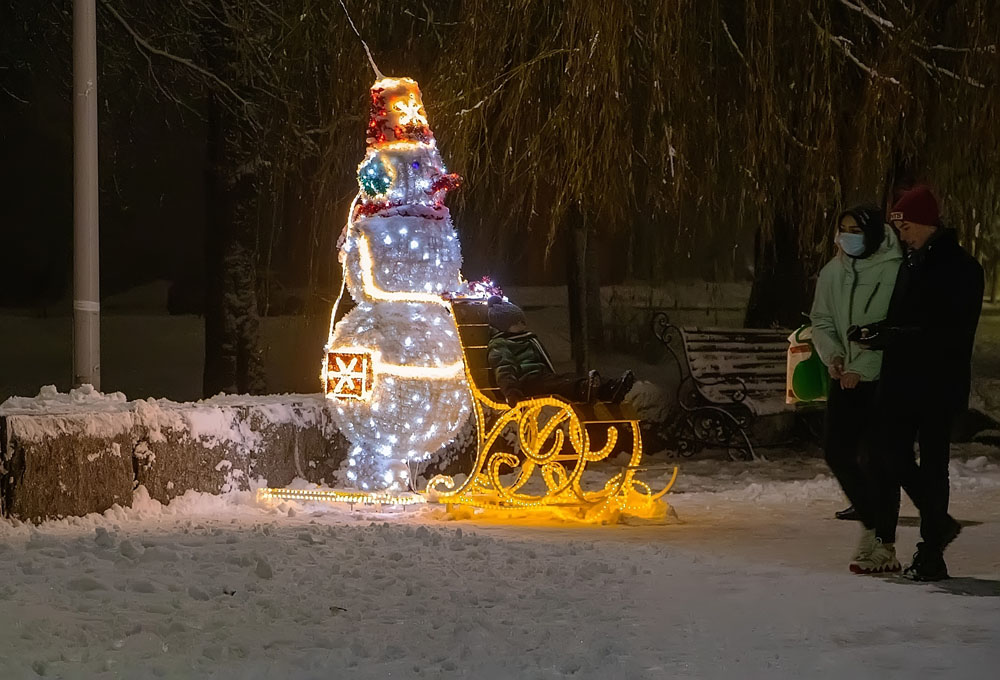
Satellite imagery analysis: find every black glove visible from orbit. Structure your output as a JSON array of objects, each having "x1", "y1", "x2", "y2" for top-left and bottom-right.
[{"x1": 848, "y1": 321, "x2": 890, "y2": 349}]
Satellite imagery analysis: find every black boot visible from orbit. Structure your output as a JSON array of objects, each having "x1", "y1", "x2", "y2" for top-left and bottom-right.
[
  {"x1": 902, "y1": 543, "x2": 949, "y2": 582},
  {"x1": 835, "y1": 504, "x2": 861, "y2": 521},
  {"x1": 602, "y1": 370, "x2": 635, "y2": 404},
  {"x1": 941, "y1": 515, "x2": 962, "y2": 550}
]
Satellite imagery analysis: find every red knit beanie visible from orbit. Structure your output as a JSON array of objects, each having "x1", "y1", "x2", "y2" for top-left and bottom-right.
[{"x1": 890, "y1": 186, "x2": 940, "y2": 226}]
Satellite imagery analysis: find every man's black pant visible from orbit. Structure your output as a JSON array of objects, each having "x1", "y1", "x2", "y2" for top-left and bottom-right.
[
  {"x1": 824, "y1": 381, "x2": 889, "y2": 537},
  {"x1": 877, "y1": 399, "x2": 953, "y2": 549}
]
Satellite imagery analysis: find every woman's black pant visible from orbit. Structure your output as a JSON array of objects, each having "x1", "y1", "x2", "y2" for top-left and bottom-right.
[{"x1": 824, "y1": 380, "x2": 895, "y2": 540}]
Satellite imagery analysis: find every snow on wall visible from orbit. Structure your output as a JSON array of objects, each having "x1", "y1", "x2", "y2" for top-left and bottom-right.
[
  {"x1": 0, "y1": 385, "x2": 135, "y2": 441},
  {"x1": 0, "y1": 385, "x2": 331, "y2": 448}
]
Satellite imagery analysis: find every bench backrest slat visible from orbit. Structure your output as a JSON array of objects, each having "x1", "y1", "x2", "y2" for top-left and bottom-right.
[
  {"x1": 461, "y1": 345, "x2": 498, "y2": 390},
  {"x1": 679, "y1": 325, "x2": 794, "y2": 415},
  {"x1": 683, "y1": 327, "x2": 791, "y2": 338},
  {"x1": 452, "y1": 301, "x2": 489, "y2": 325},
  {"x1": 683, "y1": 340, "x2": 788, "y2": 352},
  {"x1": 451, "y1": 301, "x2": 497, "y2": 394},
  {"x1": 457, "y1": 324, "x2": 491, "y2": 347},
  {"x1": 688, "y1": 357, "x2": 787, "y2": 372}
]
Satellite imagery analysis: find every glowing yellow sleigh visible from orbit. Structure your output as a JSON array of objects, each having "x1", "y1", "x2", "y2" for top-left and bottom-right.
[{"x1": 425, "y1": 300, "x2": 677, "y2": 521}]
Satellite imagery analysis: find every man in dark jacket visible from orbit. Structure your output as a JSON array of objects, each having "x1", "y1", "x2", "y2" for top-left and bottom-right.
[
  {"x1": 851, "y1": 186, "x2": 984, "y2": 581},
  {"x1": 486, "y1": 296, "x2": 634, "y2": 406}
]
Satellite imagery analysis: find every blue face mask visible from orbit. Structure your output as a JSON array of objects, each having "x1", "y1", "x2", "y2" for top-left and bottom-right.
[{"x1": 837, "y1": 232, "x2": 867, "y2": 257}]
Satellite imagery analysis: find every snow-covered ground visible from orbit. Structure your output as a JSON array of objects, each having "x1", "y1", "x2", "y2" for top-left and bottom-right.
[{"x1": 2, "y1": 447, "x2": 999, "y2": 679}]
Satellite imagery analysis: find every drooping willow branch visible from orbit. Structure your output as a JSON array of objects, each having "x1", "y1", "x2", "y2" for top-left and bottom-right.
[{"x1": 100, "y1": 0, "x2": 255, "y2": 117}]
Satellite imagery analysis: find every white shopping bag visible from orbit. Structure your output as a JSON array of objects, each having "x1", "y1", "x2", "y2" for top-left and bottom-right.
[{"x1": 786, "y1": 326, "x2": 829, "y2": 405}]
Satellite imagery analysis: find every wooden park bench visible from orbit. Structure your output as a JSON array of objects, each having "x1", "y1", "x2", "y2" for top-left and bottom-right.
[
  {"x1": 651, "y1": 312, "x2": 821, "y2": 460},
  {"x1": 424, "y1": 299, "x2": 675, "y2": 520}
]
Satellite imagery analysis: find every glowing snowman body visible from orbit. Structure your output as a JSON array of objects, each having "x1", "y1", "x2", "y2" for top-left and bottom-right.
[{"x1": 324, "y1": 78, "x2": 471, "y2": 491}]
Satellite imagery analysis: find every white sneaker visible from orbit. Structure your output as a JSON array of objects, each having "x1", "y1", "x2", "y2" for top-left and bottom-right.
[
  {"x1": 850, "y1": 538, "x2": 901, "y2": 575},
  {"x1": 850, "y1": 528, "x2": 877, "y2": 565}
]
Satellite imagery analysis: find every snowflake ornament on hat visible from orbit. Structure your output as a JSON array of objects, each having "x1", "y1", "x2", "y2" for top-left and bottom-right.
[{"x1": 366, "y1": 77, "x2": 433, "y2": 146}]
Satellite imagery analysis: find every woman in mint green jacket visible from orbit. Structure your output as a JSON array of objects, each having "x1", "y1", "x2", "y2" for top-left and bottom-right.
[{"x1": 810, "y1": 204, "x2": 902, "y2": 574}]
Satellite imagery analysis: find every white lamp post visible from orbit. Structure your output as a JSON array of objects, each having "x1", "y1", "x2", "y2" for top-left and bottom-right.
[{"x1": 72, "y1": 0, "x2": 100, "y2": 389}]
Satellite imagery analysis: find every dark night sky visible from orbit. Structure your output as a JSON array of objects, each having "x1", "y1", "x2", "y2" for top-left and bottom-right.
[{"x1": 1, "y1": 31, "x2": 209, "y2": 312}]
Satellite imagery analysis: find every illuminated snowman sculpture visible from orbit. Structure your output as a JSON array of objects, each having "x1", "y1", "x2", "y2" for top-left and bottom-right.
[{"x1": 323, "y1": 77, "x2": 471, "y2": 492}]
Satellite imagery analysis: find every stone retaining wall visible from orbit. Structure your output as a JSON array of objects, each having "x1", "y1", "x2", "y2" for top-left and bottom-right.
[
  {"x1": 0, "y1": 394, "x2": 476, "y2": 522},
  {"x1": 0, "y1": 411, "x2": 136, "y2": 522}
]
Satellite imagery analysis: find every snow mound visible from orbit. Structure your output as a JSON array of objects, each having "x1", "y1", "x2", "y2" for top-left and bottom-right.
[
  {"x1": 0, "y1": 384, "x2": 129, "y2": 415},
  {"x1": 626, "y1": 380, "x2": 670, "y2": 423}
]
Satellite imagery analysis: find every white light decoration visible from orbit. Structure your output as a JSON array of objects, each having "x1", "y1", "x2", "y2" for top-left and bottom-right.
[
  {"x1": 394, "y1": 92, "x2": 428, "y2": 126},
  {"x1": 258, "y1": 487, "x2": 427, "y2": 507},
  {"x1": 322, "y1": 77, "x2": 472, "y2": 492}
]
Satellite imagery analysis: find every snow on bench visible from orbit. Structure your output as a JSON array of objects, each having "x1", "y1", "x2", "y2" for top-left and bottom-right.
[
  {"x1": 653, "y1": 315, "x2": 813, "y2": 460},
  {"x1": 681, "y1": 328, "x2": 792, "y2": 417}
]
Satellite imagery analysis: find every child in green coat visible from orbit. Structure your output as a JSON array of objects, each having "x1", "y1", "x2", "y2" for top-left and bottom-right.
[
  {"x1": 486, "y1": 296, "x2": 634, "y2": 406},
  {"x1": 810, "y1": 204, "x2": 902, "y2": 574}
]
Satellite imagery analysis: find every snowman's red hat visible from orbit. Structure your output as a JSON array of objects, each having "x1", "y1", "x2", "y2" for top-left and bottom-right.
[{"x1": 366, "y1": 77, "x2": 434, "y2": 147}]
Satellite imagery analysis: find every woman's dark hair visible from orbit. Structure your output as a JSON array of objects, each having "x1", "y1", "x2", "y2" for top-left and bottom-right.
[{"x1": 837, "y1": 204, "x2": 885, "y2": 258}]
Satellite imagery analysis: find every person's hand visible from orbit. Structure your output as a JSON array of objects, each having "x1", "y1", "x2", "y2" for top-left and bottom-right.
[
  {"x1": 840, "y1": 372, "x2": 861, "y2": 389},
  {"x1": 828, "y1": 358, "x2": 845, "y2": 380}
]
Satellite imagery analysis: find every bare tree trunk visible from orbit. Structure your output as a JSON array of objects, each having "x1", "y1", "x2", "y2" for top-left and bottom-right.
[
  {"x1": 744, "y1": 212, "x2": 813, "y2": 329},
  {"x1": 991, "y1": 258, "x2": 998, "y2": 303},
  {"x1": 883, "y1": 147, "x2": 920, "y2": 212},
  {"x1": 566, "y1": 205, "x2": 605, "y2": 372},
  {"x1": 203, "y1": 88, "x2": 228, "y2": 396},
  {"x1": 201, "y1": 8, "x2": 264, "y2": 397},
  {"x1": 566, "y1": 204, "x2": 588, "y2": 374},
  {"x1": 584, "y1": 219, "x2": 603, "y2": 353}
]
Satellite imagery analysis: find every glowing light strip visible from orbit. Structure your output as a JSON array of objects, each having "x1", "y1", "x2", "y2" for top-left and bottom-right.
[
  {"x1": 372, "y1": 140, "x2": 435, "y2": 152},
  {"x1": 329, "y1": 346, "x2": 464, "y2": 380},
  {"x1": 372, "y1": 76, "x2": 417, "y2": 89},
  {"x1": 258, "y1": 487, "x2": 426, "y2": 506},
  {"x1": 380, "y1": 360, "x2": 464, "y2": 379},
  {"x1": 328, "y1": 193, "x2": 361, "y2": 340},
  {"x1": 356, "y1": 232, "x2": 452, "y2": 305}
]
